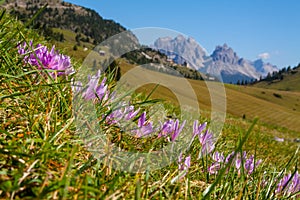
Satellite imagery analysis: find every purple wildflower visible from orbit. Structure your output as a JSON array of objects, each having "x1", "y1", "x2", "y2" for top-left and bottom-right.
[
  {"x1": 124, "y1": 106, "x2": 140, "y2": 121},
  {"x1": 106, "y1": 108, "x2": 125, "y2": 125},
  {"x1": 178, "y1": 153, "x2": 191, "y2": 177},
  {"x1": 276, "y1": 171, "x2": 300, "y2": 197},
  {"x1": 18, "y1": 41, "x2": 74, "y2": 77},
  {"x1": 235, "y1": 151, "x2": 247, "y2": 171},
  {"x1": 138, "y1": 112, "x2": 146, "y2": 127},
  {"x1": 106, "y1": 104, "x2": 140, "y2": 125},
  {"x1": 158, "y1": 119, "x2": 186, "y2": 142},
  {"x1": 193, "y1": 120, "x2": 207, "y2": 138},
  {"x1": 199, "y1": 129, "x2": 215, "y2": 155},
  {"x1": 134, "y1": 112, "x2": 154, "y2": 138},
  {"x1": 276, "y1": 173, "x2": 292, "y2": 195},
  {"x1": 208, "y1": 151, "x2": 225, "y2": 174},
  {"x1": 212, "y1": 151, "x2": 225, "y2": 163},
  {"x1": 171, "y1": 119, "x2": 186, "y2": 142},
  {"x1": 274, "y1": 136, "x2": 284, "y2": 142},
  {"x1": 233, "y1": 152, "x2": 262, "y2": 175},
  {"x1": 208, "y1": 151, "x2": 262, "y2": 175},
  {"x1": 244, "y1": 155, "x2": 262, "y2": 174},
  {"x1": 208, "y1": 163, "x2": 222, "y2": 175},
  {"x1": 186, "y1": 120, "x2": 207, "y2": 148},
  {"x1": 171, "y1": 154, "x2": 191, "y2": 183},
  {"x1": 207, "y1": 151, "x2": 235, "y2": 175},
  {"x1": 225, "y1": 151, "x2": 235, "y2": 164},
  {"x1": 81, "y1": 70, "x2": 108, "y2": 100},
  {"x1": 158, "y1": 119, "x2": 174, "y2": 138}
]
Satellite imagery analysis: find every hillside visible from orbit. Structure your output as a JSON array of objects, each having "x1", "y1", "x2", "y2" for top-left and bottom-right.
[
  {"x1": 119, "y1": 59, "x2": 300, "y2": 133},
  {"x1": 0, "y1": 0, "x2": 131, "y2": 62},
  {"x1": 254, "y1": 64, "x2": 300, "y2": 91},
  {"x1": 2, "y1": 0, "x2": 126, "y2": 44}
]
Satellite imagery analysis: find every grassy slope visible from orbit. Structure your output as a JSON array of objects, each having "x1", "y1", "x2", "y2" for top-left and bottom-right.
[
  {"x1": 225, "y1": 85, "x2": 300, "y2": 132},
  {"x1": 254, "y1": 68, "x2": 300, "y2": 91},
  {"x1": 119, "y1": 60, "x2": 300, "y2": 133}
]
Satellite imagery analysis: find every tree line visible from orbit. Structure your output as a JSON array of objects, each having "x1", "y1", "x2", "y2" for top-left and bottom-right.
[{"x1": 235, "y1": 63, "x2": 300, "y2": 85}]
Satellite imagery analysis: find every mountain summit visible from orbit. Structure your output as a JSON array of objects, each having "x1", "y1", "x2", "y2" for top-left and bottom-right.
[
  {"x1": 152, "y1": 35, "x2": 278, "y2": 83},
  {"x1": 205, "y1": 44, "x2": 260, "y2": 83},
  {"x1": 152, "y1": 35, "x2": 207, "y2": 70},
  {"x1": 211, "y1": 44, "x2": 239, "y2": 64}
]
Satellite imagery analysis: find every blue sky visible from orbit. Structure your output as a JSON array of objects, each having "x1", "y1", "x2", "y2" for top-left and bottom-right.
[{"x1": 66, "y1": 0, "x2": 300, "y2": 68}]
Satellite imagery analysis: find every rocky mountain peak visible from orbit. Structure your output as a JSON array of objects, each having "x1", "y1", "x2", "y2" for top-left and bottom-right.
[
  {"x1": 174, "y1": 34, "x2": 185, "y2": 41},
  {"x1": 253, "y1": 59, "x2": 264, "y2": 69},
  {"x1": 253, "y1": 58, "x2": 278, "y2": 76},
  {"x1": 152, "y1": 35, "x2": 207, "y2": 69},
  {"x1": 211, "y1": 43, "x2": 239, "y2": 64}
]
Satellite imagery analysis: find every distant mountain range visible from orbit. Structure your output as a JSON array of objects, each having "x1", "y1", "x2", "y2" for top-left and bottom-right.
[{"x1": 152, "y1": 35, "x2": 278, "y2": 83}]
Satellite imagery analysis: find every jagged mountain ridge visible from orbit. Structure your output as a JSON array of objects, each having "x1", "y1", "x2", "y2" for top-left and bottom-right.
[
  {"x1": 204, "y1": 44, "x2": 262, "y2": 83},
  {"x1": 152, "y1": 35, "x2": 278, "y2": 83}
]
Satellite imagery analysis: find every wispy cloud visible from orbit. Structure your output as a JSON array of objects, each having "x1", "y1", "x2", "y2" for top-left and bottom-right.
[{"x1": 258, "y1": 52, "x2": 270, "y2": 60}]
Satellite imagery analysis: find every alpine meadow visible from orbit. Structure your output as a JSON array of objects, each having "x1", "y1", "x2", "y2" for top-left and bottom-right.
[{"x1": 0, "y1": 1, "x2": 300, "y2": 199}]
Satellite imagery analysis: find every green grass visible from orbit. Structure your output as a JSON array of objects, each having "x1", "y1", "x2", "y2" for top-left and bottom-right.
[{"x1": 1, "y1": 11, "x2": 300, "y2": 199}]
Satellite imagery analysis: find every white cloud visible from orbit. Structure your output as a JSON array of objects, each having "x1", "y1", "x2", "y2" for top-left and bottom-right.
[{"x1": 258, "y1": 52, "x2": 270, "y2": 60}]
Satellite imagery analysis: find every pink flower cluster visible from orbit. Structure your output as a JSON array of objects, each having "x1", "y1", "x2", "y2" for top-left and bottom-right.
[
  {"x1": 72, "y1": 69, "x2": 264, "y2": 181},
  {"x1": 18, "y1": 41, "x2": 74, "y2": 78},
  {"x1": 208, "y1": 151, "x2": 262, "y2": 175},
  {"x1": 158, "y1": 119, "x2": 186, "y2": 142},
  {"x1": 276, "y1": 171, "x2": 300, "y2": 197}
]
